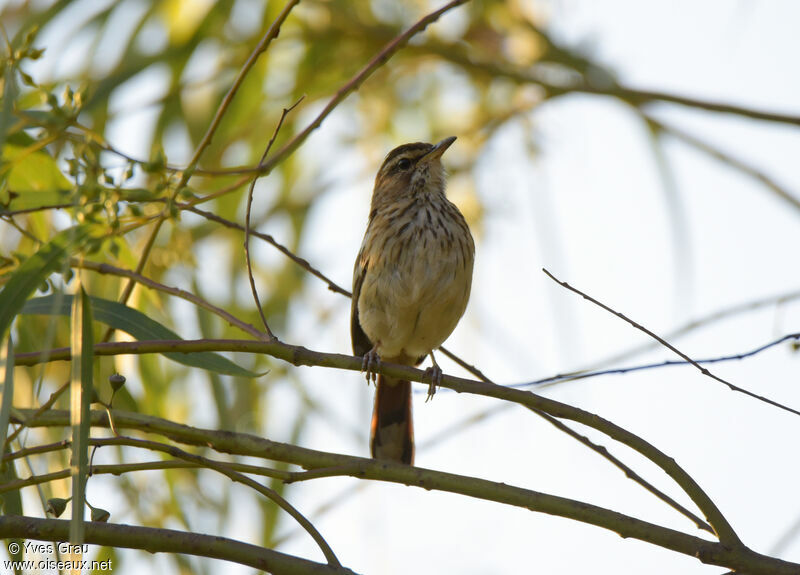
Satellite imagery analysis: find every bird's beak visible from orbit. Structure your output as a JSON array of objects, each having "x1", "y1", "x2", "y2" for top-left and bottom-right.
[{"x1": 420, "y1": 136, "x2": 457, "y2": 164}]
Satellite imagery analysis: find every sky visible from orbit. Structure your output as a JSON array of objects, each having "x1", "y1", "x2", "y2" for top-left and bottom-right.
[
  {"x1": 297, "y1": 1, "x2": 800, "y2": 573},
  {"x1": 4, "y1": 0, "x2": 800, "y2": 573}
]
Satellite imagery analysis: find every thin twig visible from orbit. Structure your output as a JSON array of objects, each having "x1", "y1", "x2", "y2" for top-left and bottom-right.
[
  {"x1": 525, "y1": 333, "x2": 800, "y2": 388},
  {"x1": 272, "y1": 483, "x2": 367, "y2": 548},
  {"x1": 432, "y1": 352, "x2": 715, "y2": 534},
  {"x1": 438, "y1": 345, "x2": 493, "y2": 381},
  {"x1": 12, "y1": 338, "x2": 740, "y2": 544},
  {"x1": 14, "y1": 407, "x2": 770, "y2": 569},
  {"x1": 418, "y1": 41, "x2": 800, "y2": 128},
  {"x1": 527, "y1": 408, "x2": 713, "y2": 533},
  {"x1": 0, "y1": 516, "x2": 356, "y2": 574},
  {"x1": 1, "y1": 439, "x2": 70, "y2": 462},
  {"x1": 0, "y1": 460, "x2": 293, "y2": 494},
  {"x1": 542, "y1": 268, "x2": 800, "y2": 420},
  {"x1": 5, "y1": 380, "x2": 69, "y2": 445},
  {"x1": 646, "y1": 114, "x2": 800, "y2": 213},
  {"x1": 247, "y1": 0, "x2": 472, "y2": 178},
  {"x1": 244, "y1": 97, "x2": 305, "y2": 340},
  {"x1": 182, "y1": 0, "x2": 302, "y2": 184},
  {"x1": 73, "y1": 259, "x2": 264, "y2": 338},
  {"x1": 91, "y1": 435, "x2": 341, "y2": 568},
  {"x1": 538, "y1": 286, "x2": 800, "y2": 384},
  {"x1": 0, "y1": 204, "x2": 73, "y2": 217},
  {"x1": 183, "y1": 174, "x2": 252, "y2": 206},
  {"x1": 184, "y1": 204, "x2": 352, "y2": 296},
  {"x1": 109, "y1": 0, "x2": 301, "y2": 335}
]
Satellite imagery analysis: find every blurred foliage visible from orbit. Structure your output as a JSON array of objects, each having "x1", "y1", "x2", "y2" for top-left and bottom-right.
[{"x1": 0, "y1": 0, "x2": 613, "y2": 570}]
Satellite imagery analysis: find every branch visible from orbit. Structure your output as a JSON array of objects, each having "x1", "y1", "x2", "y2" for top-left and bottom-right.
[
  {"x1": 0, "y1": 461, "x2": 292, "y2": 495},
  {"x1": 0, "y1": 516, "x2": 355, "y2": 575},
  {"x1": 73, "y1": 259, "x2": 264, "y2": 338},
  {"x1": 433, "y1": 347, "x2": 714, "y2": 534},
  {"x1": 11, "y1": 408, "x2": 800, "y2": 574},
  {"x1": 180, "y1": 0, "x2": 301, "y2": 180},
  {"x1": 418, "y1": 41, "x2": 800, "y2": 127},
  {"x1": 248, "y1": 0, "x2": 471, "y2": 177},
  {"x1": 244, "y1": 97, "x2": 305, "y2": 340},
  {"x1": 90, "y1": 436, "x2": 340, "y2": 568},
  {"x1": 0, "y1": 437, "x2": 293, "y2": 494},
  {"x1": 531, "y1": 286, "x2": 800, "y2": 389},
  {"x1": 183, "y1": 204, "x2": 352, "y2": 297},
  {"x1": 528, "y1": 333, "x2": 800, "y2": 387},
  {"x1": 110, "y1": 0, "x2": 301, "y2": 329},
  {"x1": 528, "y1": 408, "x2": 713, "y2": 534},
  {"x1": 616, "y1": 85, "x2": 800, "y2": 127},
  {"x1": 646, "y1": 114, "x2": 800, "y2": 213},
  {"x1": 542, "y1": 268, "x2": 800, "y2": 420},
  {"x1": 8, "y1": 336, "x2": 739, "y2": 545}
]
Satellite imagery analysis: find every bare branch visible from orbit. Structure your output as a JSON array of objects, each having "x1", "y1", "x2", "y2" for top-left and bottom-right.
[
  {"x1": 110, "y1": 0, "x2": 302, "y2": 331},
  {"x1": 646, "y1": 114, "x2": 800, "y2": 213},
  {"x1": 183, "y1": 204, "x2": 352, "y2": 297},
  {"x1": 528, "y1": 333, "x2": 800, "y2": 387},
  {"x1": 0, "y1": 516, "x2": 355, "y2": 575},
  {"x1": 15, "y1": 407, "x2": 800, "y2": 573},
  {"x1": 248, "y1": 0, "x2": 472, "y2": 178},
  {"x1": 90, "y1": 436, "x2": 341, "y2": 568},
  {"x1": 11, "y1": 338, "x2": 740, "y2": 545},
  {"x1": 419, "y1": 41, "x2": 800, "y2": 127},
  {"x1": 543, "y1": 268, "x2": 800, "y2": 420},
  {"x1": 244, "y1": 97, "x2": 305, "y2": 340},
  {"x1": 74, "y1": 259, "x2": 264, "y2": 338}
]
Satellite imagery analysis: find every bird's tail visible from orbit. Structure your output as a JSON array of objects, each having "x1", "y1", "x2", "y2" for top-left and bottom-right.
[{"x1": 370, "y1": 375, "x2": 414, "y2": 465}]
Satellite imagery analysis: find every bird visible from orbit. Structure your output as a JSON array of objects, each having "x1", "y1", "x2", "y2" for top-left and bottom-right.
[{"x1": 351, "y1": 136, "x2": 475, "y2": 465}]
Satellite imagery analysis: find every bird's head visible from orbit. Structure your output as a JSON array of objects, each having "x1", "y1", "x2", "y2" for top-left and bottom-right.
[{"x1": 372, "y1": 136, "x2": 456, "y2": 207}]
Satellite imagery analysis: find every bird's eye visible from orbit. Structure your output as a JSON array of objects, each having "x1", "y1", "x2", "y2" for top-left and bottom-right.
[{"x1": 397, "y1": 158, "x2": 411, "y2": 171}]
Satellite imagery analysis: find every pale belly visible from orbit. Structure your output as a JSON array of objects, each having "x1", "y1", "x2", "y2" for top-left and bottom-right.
[{"x1": 357, "y1": 222, "x2": 473, "y2": 361}]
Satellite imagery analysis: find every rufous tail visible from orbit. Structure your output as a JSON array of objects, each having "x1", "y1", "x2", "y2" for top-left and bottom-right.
[{"x1": 370, "y1": 375, "x2": 414, "y2": 464}]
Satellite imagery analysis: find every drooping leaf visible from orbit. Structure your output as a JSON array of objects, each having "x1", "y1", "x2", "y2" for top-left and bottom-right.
[
  {"x1": 1, "y1": 143, "x2": 73, "y2": 210},
  {"x1": 0, "y1": 225, "x2": 93, "y2": 343},
  {"x1": 0, "y1": 336, "x2": 15, "y2": 456},
  {"x1": 22, "y1": 294, "x2": 260, "y2": 377},
  {"x1": 0, "y1": 336, "x2": 23, "y2": 536}
]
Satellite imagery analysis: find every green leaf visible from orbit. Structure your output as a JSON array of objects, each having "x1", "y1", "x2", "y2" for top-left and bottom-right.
[
  {"x1": 0, "y1": 337, "x2": 23, "y2": 534},
  {"x1": 22, "y1": 295, "x2": 259, "y2": 377},
  {"x1": 0, "y1": 63, "x2": 17, "y2": 151},
  {"x1": 0, "y1": 454, "x2": 23, "y2": 571},
  {"x1": 1, "y1": 143, "x2": 73, "y2": 210},
  {"x1": 0, "y1": 337, "x2": 15, "y2": 455},
  {"x1": 70, "y1": 286, "x2": 92, "y2": 544},
  {"x1": 0, "y1": 225, "x2": 93, "y2": 343}
]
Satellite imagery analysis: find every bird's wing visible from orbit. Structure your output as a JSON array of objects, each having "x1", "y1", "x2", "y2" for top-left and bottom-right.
[{"x1": 351, "y1": 255, "x2": 373, "y2": 357}]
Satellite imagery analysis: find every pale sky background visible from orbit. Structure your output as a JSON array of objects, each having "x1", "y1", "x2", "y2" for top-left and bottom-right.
[
  {"x1": 4, "y1": 0, "x2": 800, "y2": 574},
  {"x1": 295, "y1": 2, "x2": 800, "y2": 574}
]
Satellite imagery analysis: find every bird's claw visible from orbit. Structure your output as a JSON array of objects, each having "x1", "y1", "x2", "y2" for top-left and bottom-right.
[
  {"x1": 361, "y1": 348, "x2": 381, "y2": 386},
  {"x1": 424, "y1": 364, "x2": 442, "y2": 402}
]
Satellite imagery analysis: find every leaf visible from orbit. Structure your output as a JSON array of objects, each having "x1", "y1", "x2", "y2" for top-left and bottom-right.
[
  {"x1": 0, "y1": 454, "x2": 23, "y2": 569},
  {"x1": 0, "y1": 225, "x2": 93, "y2": 344},
  {"x1": 1, "y1": 143, "x2": 73, "y2": 210},
  {"x1": 0, "y1": 336, "x2": 23, "y2": 535},
  {"x1": 0, "y1": 62, "x2": 16, "y2": 152},
  {"x1": 70, "y1": 287, "x2": 92, "y2": 544},
  {"x1": 0, "y1": 336, "x2": 15, "y2": 455},
  {"x1": 22, "y1": 295, "x2": 259, "y2": 377},
  {"x1": 0, "y1": 455, "x2": 23, "y2": 517}
]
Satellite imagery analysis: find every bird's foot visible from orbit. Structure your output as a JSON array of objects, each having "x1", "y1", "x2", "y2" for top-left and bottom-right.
[
  {"x1": 361, "y1": 347, "x2": 381, "y2": 386},
  {"x1": 424, "y1": 364, "x2": 442, "y2": 402}
]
